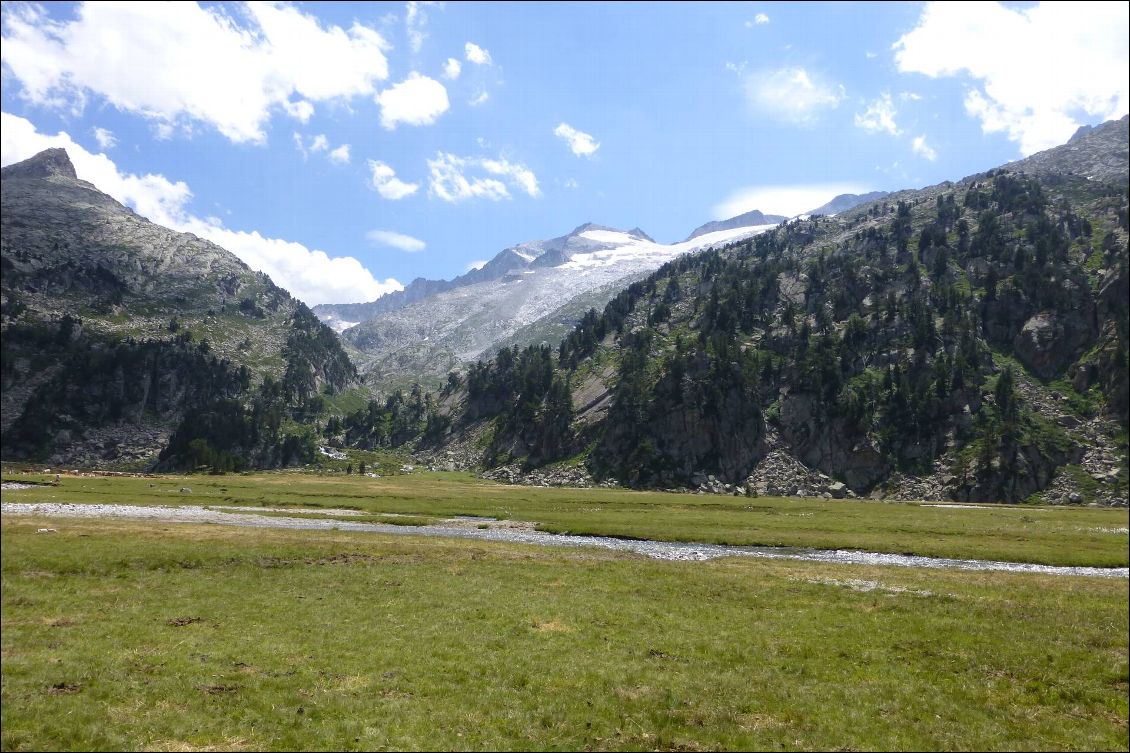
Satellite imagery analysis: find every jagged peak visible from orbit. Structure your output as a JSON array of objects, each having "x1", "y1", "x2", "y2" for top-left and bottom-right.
[
  {"x1": 1, "y1": 148, "x2": 78, "y2": 180},
  {"x1": 569, "y1": 222, "x2": 651, "y2": 241}
]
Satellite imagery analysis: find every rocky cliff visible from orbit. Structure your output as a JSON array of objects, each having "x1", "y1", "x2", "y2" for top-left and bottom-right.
[{"x1": 1, "y1": 149, "x2": 357, "y2": 468}]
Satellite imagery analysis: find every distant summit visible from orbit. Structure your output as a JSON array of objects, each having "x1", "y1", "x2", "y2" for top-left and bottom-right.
[
  {"x1": 807, "y1": 191, "x2": 890, "y2": 217},
  {"x1": 1, "y1": 147, "x2": 77, "y2": 180},
  {"x1": 569, "y1": 223, "x2": 653, "y2": 242},
  {"x1": 684, "y1": 209, "x2": 786, "y2": 242}
]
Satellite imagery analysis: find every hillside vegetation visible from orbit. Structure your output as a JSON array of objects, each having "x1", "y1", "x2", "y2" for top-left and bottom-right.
[{"x1": 394, "y1": 118, "x2": 1129, "y2": 503}]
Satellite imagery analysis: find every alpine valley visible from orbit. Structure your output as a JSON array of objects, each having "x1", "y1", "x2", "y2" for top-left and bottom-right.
[{"x1": 2, "y1": 118, "x2": 1127, "y2": 505}]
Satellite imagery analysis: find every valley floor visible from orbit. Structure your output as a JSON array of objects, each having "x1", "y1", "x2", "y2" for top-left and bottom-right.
[{"x1": 1, "y1": 471, "x2": 1128, "y2": 750}]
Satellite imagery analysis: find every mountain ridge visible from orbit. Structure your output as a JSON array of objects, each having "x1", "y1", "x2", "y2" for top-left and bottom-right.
[
  {"x1": 406, "y1": 117, "x2": 1129, "y2": 505},
  {"x1": 1, "y1": 148, "x2": 358, "y2": 469}
]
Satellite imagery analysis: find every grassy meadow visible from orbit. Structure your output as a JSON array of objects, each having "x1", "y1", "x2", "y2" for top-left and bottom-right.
[
  {"x1": 2, "y1": 469, "x2": 1128, "y2": 567},
  {"x1": 2, "y1": 470, "x2": 1128, "y2": 750}
]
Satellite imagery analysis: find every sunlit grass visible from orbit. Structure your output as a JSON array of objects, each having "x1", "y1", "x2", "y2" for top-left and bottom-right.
[
  {"x1": 3, "y1": 469, "x2": 1127, "y2": 567},
  {"x1": 1, "y1": 517, "x2": 1126, "y2": 751}
]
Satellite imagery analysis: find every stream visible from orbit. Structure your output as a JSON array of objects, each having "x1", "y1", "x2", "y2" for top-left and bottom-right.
[{"x1": 2, "y1": 501, "x2": 1126, "y2": 578}]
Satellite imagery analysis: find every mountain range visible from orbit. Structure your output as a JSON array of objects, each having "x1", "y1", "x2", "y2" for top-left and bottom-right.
[
  {"x1": 411, "y1": 116, "x2": 1128, "y2": 504},
  {"x1": 313, "y1": 194, "x2": 881, "y2": 391},
  {"x1": 1, "y1": 118, "x2": 1126, "y2": 506}
]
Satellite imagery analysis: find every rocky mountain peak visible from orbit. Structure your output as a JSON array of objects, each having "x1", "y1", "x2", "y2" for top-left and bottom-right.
[
  {"x1": 684, "y1": 209, "x2": 787, "y2": 242},
  {"x1": 568, "y1": 222, "x2": 652, "y2": 241},
  {"x1": 1, "y1": 148, "x2": 78, "y2": 181}
]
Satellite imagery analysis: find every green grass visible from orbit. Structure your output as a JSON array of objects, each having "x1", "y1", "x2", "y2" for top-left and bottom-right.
[
  {"x1": 1, "y1": 518, "x2": 1126, "y2": 751},
  {"x1": 1047, "y1": 377, "x2": 1104, "y2": 419},
  {"x1": 3, "y1": 470, "x2": 1127, "y2": 567}
]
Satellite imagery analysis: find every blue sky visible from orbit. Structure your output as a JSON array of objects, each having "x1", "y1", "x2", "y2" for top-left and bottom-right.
[{"x1": 2, "y1": 2, "x2": 1127, "y2": 305}]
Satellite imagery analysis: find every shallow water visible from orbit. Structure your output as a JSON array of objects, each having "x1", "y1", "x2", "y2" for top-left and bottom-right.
[{"x1": 2, "y1": 501, "x2": 1126, "y2": 578}]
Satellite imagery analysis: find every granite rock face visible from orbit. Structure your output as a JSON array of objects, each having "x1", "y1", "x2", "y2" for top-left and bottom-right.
[{"x1": 1, "y1": 149, "x2": 351, "y2": 467}]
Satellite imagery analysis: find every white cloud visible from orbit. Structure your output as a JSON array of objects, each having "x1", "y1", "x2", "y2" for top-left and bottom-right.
[
  {"x1": 553, "y1": 123, "x2": 600, "y2": 157},
  {"x1": 92, "y1": 126, "x2": 116, "y2": 150},
  {"x1": 0, "y1": 112, "x2": 400, "y2": 305},
  {"x1": 465, "y1": 41, "x2": 492, "y2": 65},
  {"x1": 294, "y1": 133, "x2": 349, "y2": 165},
  {"x1": 465, "y1": 259, "x2": 488, "y2": 272},
  {"x1": 893, "y1": 1, "x2": 1129, "y2": 155},
  {"x1": 854, "y1": 92, "x2": 900, "y2": 135},
  {"x1": 328, "y1": 144, "x2": 350, "y2": 165},
  {"x1": 283, "y1": 99, "x2": 314, "y2": 123},
  {"x1": 563, "y1": 178, "x2": 579, "y2": 189},
  {"x1": 367, "y1": 229, "x2": 426, "y2": 253},
  {"x1": 443, "y1": 57, "x2": 462, "y2": 80},
  {"x1": 0, "y1": 2, "x2": 391, "y2": 144},
  {"x1": 427, "y1": 152, "x2": 539, "y2": 203},
  {"x1": 754, "y1": 13, "x2": 770, "y2": 25},
  {"x1": 405, "y1": 1, "x2": 430, "y2": 53},
  {"x1": 713, "y1": 182, "x2": 871, "y2": 219},
  {"x1": 368, "y1": 160, "x2": 419, "y2": 200},
  {"x1": 481, "y1": 157, "x2": 539, "y2": 197},
  {"x1": 912, "y1": 134, "x2": 937, "y2": 161},
  {"x1": 376, "y1": 73, "x2": 450, "y2": 129},
  {"x1": 744, "y1": 67, "x2": 845, "y2": 125},
  {"x1": 469, "y1": 90, "x2": 490, "y2": 106}
]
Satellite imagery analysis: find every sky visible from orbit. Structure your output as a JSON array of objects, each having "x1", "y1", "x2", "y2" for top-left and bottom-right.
[{"x1": 1, "y1": 2, "x2": 1127, "y2": 306}]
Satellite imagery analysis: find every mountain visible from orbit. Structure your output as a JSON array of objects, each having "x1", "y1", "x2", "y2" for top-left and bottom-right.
[
  {"x1": 338, "y1": 219, "x2": 781, "y2": 391},
  {"x1": 807, "y1": 191, "x2": 891, "y2": 217},
  {"x1": 314, "y1": 224, "x2": 662, "y2": 332},
  {"x1": 411, "y1": 117, "x2": 1129, "y2": 505},
  {"x1": 1003, "y1": 114, "x2": 1129, "y2": 184},
  {"x1": 684, "y1": 210, "x2": 787, "y2": 241},
  {"x1": 315, "y1": 277, "x2": 459, "y2": 333},
  {"x1": 1, "y1": 148, "x2": 357, "y2": 469}
]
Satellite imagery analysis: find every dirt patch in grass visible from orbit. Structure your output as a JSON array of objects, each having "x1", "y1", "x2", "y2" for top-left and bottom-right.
[
  {"x1": 46, "y1": 682, "x2": 82, "y2": 695},
  {"x1": 200, "y1": 685, "x2": 240, "y2": 696},
  {"x1": 166, "y1": 616, "x2": 202, "y2": 627}
]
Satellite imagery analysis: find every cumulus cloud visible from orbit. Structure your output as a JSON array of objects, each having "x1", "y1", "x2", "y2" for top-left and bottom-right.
[
  {"x1": 368, "y1": 160, "x2": 419, "y2": 200},
  {"x1": 554, "y1": 123, "x2": 600, "y2": 157},
  {"x1": 912, "y1": 134, "x2": 937, "y2": 161},
  {"x1": 713, "y1": 182, "x2": 871, "y2": 219},
  {"x1": 854, "y1": 92, "x2": 900, "y2": 135},
  {"x1": 0, "y1": 2, "x2": 391, "y2": 144},
  {"x1": 1, "y1": 112, "x2": 398, "y2": 305},
  {"x1": 893, "y1": 1, "x2": 1129, "y2": 155},
  {"x1": 405, "y1": 1, "x2": 431, "y2": 53},
  {"x1": 92, "y1": 126, "x2": 116, "y2": 150},
  {"x1": 744, "y1": 67, "x2": 845, "y2": 125},
  {"x1": 427, "y1": 152, "x2": 539, "y2": 203},
  {"x1": 376, "y1": 73, "x2": 450, "y2": 129},
  {"x1": 327, "y1": 144, "x2": 350, "y2": 165},
  {"x1": 367, "y1": 229, "x2": 426, "y2": 253},
  {"x1": 754, "y1": 13, "x2": 770, "y2": 25},
  {"x1": 294, "y1": 132, "x2": 350, "y2": 164},
  {"x1": 465, "y1": 41, "x2": 492, "y2": 65},
  {"x1": 443, "y1": 57, "x2": 462, "y2": 80}
]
